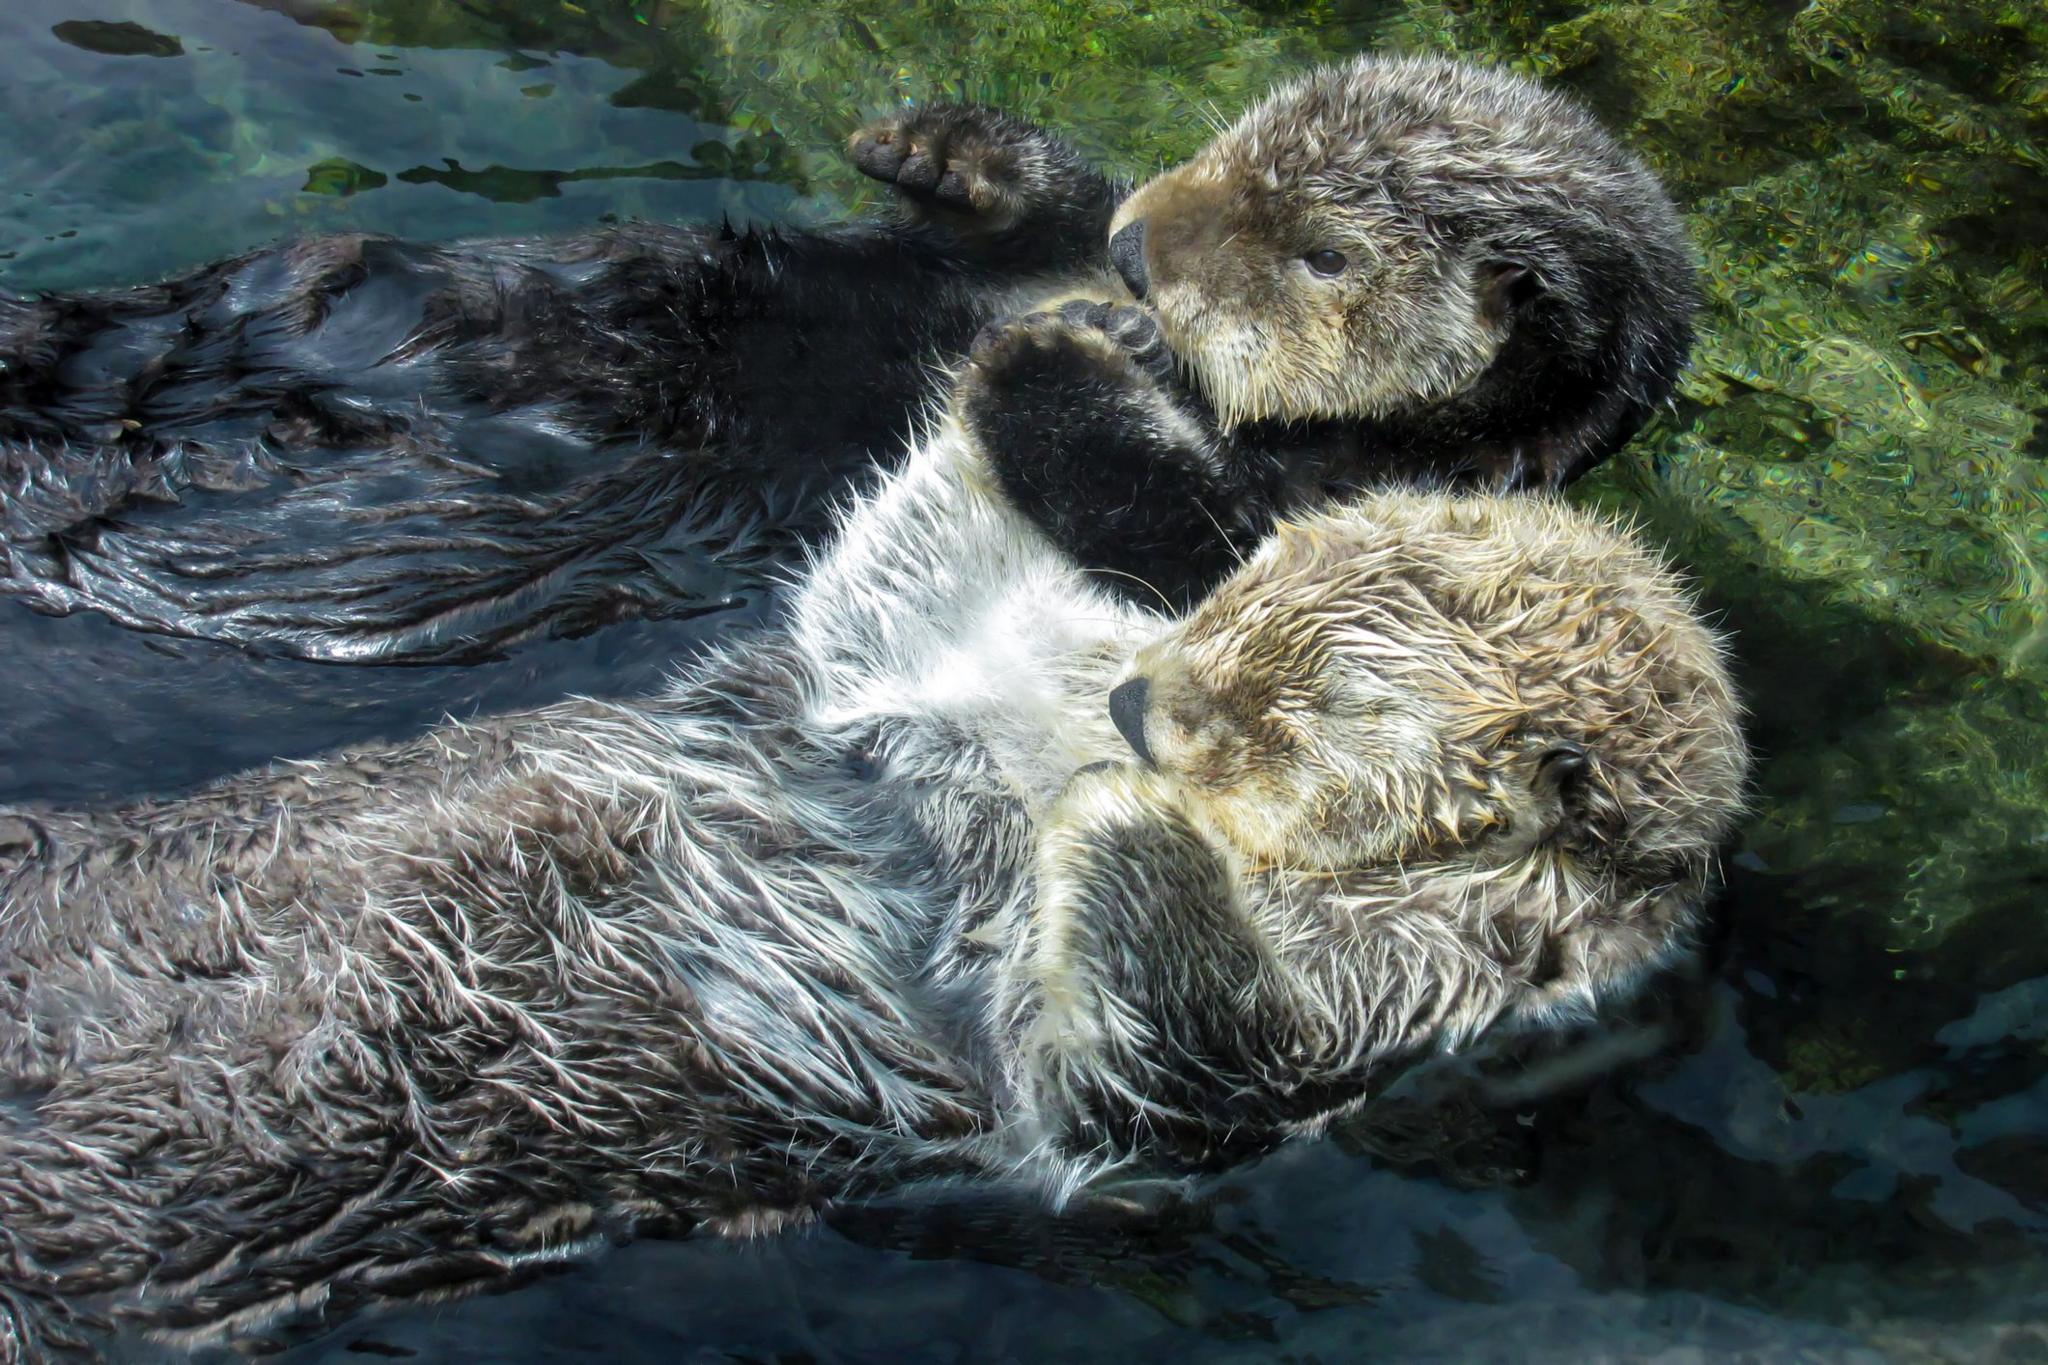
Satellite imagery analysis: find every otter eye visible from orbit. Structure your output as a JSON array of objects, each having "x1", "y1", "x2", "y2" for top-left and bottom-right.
[{"x1": 1304, "y1": 249, "x2": 1348, "y2": 277}]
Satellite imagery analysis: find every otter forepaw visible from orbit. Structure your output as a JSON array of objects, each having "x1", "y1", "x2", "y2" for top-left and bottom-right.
[
  {"x1": 1009, "y1": 761, "x2": 1293, "y2": 1162},
  {"x1": 959, "y1": 305, "x2": 1243, "y2": 611},
  {"x1": 964, "y1": 303, "x2": 1177, "y2": 411},
  {"x1": 1045, "y1": 763, "x2": 1205, "y2": 845},
  {"x1": 967, "y1": 301, "x2": 1168, "y2": 375},
  {"x1": 1051, "y1": 299, "x2": 1175, "y2": 384}
]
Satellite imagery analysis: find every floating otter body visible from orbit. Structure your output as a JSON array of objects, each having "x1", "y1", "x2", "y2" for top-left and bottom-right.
[
  {"x1": 0, "y1": 56, "x2": 1693, "y2": 668},
  {"x1": 0, "y1": 113, "x2": 1120, "y2": 666},
  {"x1": 0, "y1": 301, "x2": 1746, "y2": 1358}
]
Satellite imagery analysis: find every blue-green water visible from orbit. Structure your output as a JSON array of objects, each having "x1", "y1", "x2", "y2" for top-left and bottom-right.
[{"x1": 4, "y1": 0, "x2": 2047, "y2": 1359}]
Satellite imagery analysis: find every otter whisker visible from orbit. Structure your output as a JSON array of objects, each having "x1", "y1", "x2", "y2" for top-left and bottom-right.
[{"x1": 1079, "y1": 564, "x2": 1176, "y2": 614}]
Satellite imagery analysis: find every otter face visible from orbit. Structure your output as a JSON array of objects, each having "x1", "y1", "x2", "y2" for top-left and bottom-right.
[
  {"x1": 1108, "y1": 55, "x2": 1697, "y2": 466},
  {"x1": 1107, "y1": 521, "x2": 1545, "y2": 873},
  {"x1": 1105, "y1": 494, "x2": 1747, "y2": 900},
  {"x1": 1111, "y1": 149, "x2": 1508, "y2": 429},
  {"x1": 1010, "y1": 495, "x2": 1743, "y2": 1144}
]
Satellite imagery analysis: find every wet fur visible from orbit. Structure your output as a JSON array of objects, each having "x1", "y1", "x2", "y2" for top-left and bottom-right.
[
  {"x1": 0, "y1": 318, "x2": 1745, "y2": 1356},
  {"x1": 0, "y1": 113, "x2": 1118, "y2": 664}
]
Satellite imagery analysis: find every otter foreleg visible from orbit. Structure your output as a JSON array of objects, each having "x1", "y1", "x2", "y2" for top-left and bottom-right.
[
  {"x1": 993, "y1": 763, "x2": 1323, "y2": 1171},
  {"x1": 960, "y1": 303, "x2": 1276, "y2": 612}
]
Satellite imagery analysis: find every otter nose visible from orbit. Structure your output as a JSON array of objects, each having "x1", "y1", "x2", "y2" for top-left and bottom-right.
[
  {"x1": 1108, "y1": 676, "x2": 1154, "y2": 766},
  {"x1": 1109, "y1": 220, "x2": 1148, "y2": 300}
]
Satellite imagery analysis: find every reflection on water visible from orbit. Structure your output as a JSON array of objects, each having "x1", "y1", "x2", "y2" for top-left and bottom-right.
[{"x1": 3, "y1": 0, "x2": 2045, "y2": 1358}]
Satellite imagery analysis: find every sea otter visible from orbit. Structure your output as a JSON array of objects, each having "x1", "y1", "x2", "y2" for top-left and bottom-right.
[
  {"x1": 0, "y1": 55, "x2": 1693, "y2": 664},
  {"x1": 0, "y1": 303, "x2": 1746, "y2": 1360},
  {"x1": 973, "y1": 54, "x2": 1699, "y2": 606}
]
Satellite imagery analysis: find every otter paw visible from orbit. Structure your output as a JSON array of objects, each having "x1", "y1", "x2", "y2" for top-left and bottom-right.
[
  {"x1": 1052, "y1": 299, "x2": 1174, "y2": 384},
  {"x1": 849, "y1": 104, "x2": 1047, "y2": 232},
  {"x1": 959, "y1": 303, "x2": 1240, "y2": 613},
  {"x1": 966, "y1": 303, "x2": 1172, "y2": 396}
]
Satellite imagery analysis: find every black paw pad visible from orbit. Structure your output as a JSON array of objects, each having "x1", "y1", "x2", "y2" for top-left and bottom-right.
[
  {"x1": 895, "y1": 149, "x2": 942, "y2": 195},
  {"x1": 1053, "y1": 300, "x2": 1171, "y2": 378},
  {"x1": 1053, "y1": 298, "x2": 1113, "y2": 331},
  {"x1": 934, "y1": 169, "x2": 974, "y2": 208}
]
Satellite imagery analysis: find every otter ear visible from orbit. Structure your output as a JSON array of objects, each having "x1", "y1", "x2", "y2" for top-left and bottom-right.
[
  {"x1": 1534, "y1": 742, "x2": 1589, "y2": 801},
  {"x1": 1482, "y1": 260, "x2": 1544, "y2": 317},
  {"x1": 1508, "y1": 740, "x2": 1593, "y2": 848}
]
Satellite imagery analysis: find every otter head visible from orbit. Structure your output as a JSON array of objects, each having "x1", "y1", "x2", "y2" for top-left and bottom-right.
[
  {"x1": 1108, "y1": 491, "x2": 1747, "y2": 1015},
  {"x1": 1109, "y1": 55, "x2": 1698, "y2": 485}
]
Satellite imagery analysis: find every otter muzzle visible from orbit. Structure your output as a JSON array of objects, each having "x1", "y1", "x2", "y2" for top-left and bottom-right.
[{"x1": 1109, "y1": 221, "x2": 1148, "y2": 300}]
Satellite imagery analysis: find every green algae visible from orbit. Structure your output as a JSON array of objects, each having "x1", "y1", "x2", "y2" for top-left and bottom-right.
[{"x1": 301, "y1": 154, "x2": 388, "y2": 193}]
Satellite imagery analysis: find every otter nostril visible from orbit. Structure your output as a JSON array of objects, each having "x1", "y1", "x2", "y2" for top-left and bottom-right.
[
  {"x1": 1109, "y1": 221, "x2": 1148, "y2": 300},
  {"x1": 1107, "y1": 676, "x2": 1154, "y2": 766}
]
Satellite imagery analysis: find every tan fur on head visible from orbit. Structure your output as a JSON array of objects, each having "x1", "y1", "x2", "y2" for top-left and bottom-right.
[
  {"x1": 1115, "y1": 144, "x2": 1500, "y2": 428},
  {"x1": 1107, "y1": 490, "x2": 1748, "y2": 1021}
]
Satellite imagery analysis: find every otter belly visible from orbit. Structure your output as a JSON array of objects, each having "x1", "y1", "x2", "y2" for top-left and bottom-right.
[{"x1": 824, "y1": 565, "x2": 1142, "y2": 821}]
